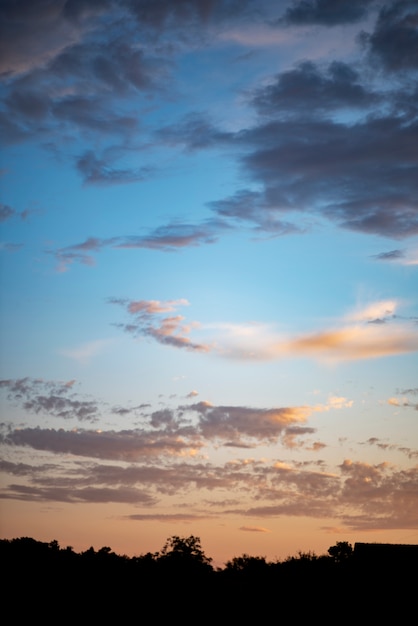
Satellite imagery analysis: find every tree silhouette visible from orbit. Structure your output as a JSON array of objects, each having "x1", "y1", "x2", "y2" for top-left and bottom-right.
[
  {"x1": 157, "y1": 535, "x2": 213, "y2": 577},
  {"x1": 327, "y1": 541, "x2": 353, "y2": 563},
  {"x1": 224, "y1": 553, "x2": 270, "y2": 575},
  {"x1": 1, "y1": 534, "x2": 416, "y2": 621}
]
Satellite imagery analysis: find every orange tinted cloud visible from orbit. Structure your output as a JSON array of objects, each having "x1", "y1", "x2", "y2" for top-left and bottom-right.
[
  {"x1": 239, "y1": 526, "x2": 271, "y2": 533},
  {"x1": 281, "y1": 323, "x2": 418, "y2": 361},
  {"x1": 202, "y1": 300, "x2": 418, "y2": 362}
]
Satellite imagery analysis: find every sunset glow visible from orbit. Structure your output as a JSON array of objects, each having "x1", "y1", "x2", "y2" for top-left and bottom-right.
[{"x1": 1, "y1": 0, "x2": 417, "y2": 565}]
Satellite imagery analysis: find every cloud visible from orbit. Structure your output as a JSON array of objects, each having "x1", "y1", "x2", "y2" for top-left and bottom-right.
[
  {"x1": 204, "y1": 300, "x2": 418, "y2": 362},
  {"x1": 1, "y1": 376, "x2": 343, "y2": 451},
  {"x1": 0, "y1": 242, "x2": 23, "y2": 253},
  {"x1": 124, "y1": 0, "x2": 254, "y2": 32},
  {"x1": 22, "y1": 1, "x2": 414, "y2": 273},
  {"x1": 239, "y1": 526, "x2": 271, "y2": 532},
  {"x1": 397, "y1": 387, "x2": 418, "y2": 396},
  {"x1": 49, "y1": 219, "x2": 231, "y2": 270},
  {"x1": 0, "y1": 204, "x2": 30, "y2": 233},
  {"x1": 125, "y1": 299, "x2": 190, "y2": 315},
  {"x1": 0, "y1": 0, "x2": 248, "y2": 151},
  {"x1": 1, "y1": 483, "x2": 156, "y2": 505},
  {"x1": 0, "y1": 377, "x2": 100, "y2": 422},
  {"x1": 185, "y1": 401, "x2": 313, "y2": 444},
  {"x1": 372, "y1": 249, "x2": 405, "y2": 262},
  {"x1": 0, "y1": 427, "x2": 203, "y2": 461},
  {"x1": 220, "y1": 458, "x2": 418, "y2": 531},
  {"x1": 211, "y1": 7, "x2": 418, "y2": 241},
  {"x1": 251, "y1": 60, "x2": 379, "y2": 116},
  {"x1": 279, "y1": 0, "x2": 377, "y2": 26},
  {"x1": 60, "y1": 338, "x2": 115, "y2": 364},
  {"x1": 282, "y1": 323, "x2": 418, "y2": 361},
  {"x1": 76, "y1": 151, "x2": 153, "y2": 186},
  {"x1": 347, "y1": 300, "x2": 397, "y2": 323},
  {"x1": 0, "y1": 1, "x2": 171, "y2": 168},
  {"x1": 1, "y1": 436, "x2": 417, "y2": 530},
  {"x1": 0, "y1": 203, "x2": 16, "y2": 222},
  {"x1": 126, "y1": 513, "x2": 210, "y2": 522},
  {"x1": 388, "y1": 396, "x2": 418, "y2": 411},
  {"x1": 110, "y1": 297, "x2": 210, "y2": 353},
  {"x1": 338, "y1": 459, "x2": 418, "y2": 530},
  {"x1": 361, "y1": 0, "x2": 418, "y2": 72},
  {"x1": 0, "y1": 0, "x2": 104, "y2": 76},
  {"x1": 363, "y1": 437, "x2": 418, "y2": 459},
  {"x1": 155, "y1": 112, "x2": 233, "y2": 151},
  {"x1": 50, "y1": 237, "x2": 111, "y2": 272},
  {"x1": 324, "y1": 396, "x2": 354, "y2": 410},
  {"x1": 109, "y1": 296, "x2": 418, "y2": 363},
  {"x1": 227, "y1": 112, "x2": 418, "y2": 240},
  {"x1": 114, "y1": 220, "x2": 226, "y2": 251}
]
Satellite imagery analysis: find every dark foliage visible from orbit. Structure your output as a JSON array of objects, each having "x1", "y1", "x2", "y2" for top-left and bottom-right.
[{"x1": 1, "y1": 536, "x2": 416, "y2": 622}]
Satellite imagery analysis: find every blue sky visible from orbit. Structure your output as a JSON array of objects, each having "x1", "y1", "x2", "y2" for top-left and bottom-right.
[{"x1": 1, "y1": 0, "x2": 417, "y2": 563}]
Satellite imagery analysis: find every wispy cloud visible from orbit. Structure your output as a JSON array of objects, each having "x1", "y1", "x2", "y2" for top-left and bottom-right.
[
  {"x1": 126, "y1": 513, "x2": 211, "y2": 522},
  {"x1": 110, "y1": 297, "x2": 210, "y2": 353},
  {"x1": 109, "y1": 297, "x2": 418, "y2": 362},
  {"x1": 49, "y1": 219, "x2": 231, "y2": 270},
  {"x1": 60, "y1": 339, "x2": 115, "y2": 364},
  {"x1": 239, "y1": 526, "x2": 271, "y2": 532}
]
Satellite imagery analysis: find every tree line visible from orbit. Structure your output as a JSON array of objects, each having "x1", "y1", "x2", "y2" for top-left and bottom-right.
[
  {"x1": 0, "y1": 533, "x2": 355, "y2": 575},
  {"x1": 1, "y1": 534, "x2": 415, "y2": 621}
]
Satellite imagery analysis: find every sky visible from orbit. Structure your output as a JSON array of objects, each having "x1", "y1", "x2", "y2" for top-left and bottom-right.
[{"x1": 0, "y1": 0, "x2": 417, "y2": 566}]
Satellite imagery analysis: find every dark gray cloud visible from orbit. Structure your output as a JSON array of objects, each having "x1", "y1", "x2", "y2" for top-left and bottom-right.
[
  {"x1": 209, "y1": 189, "x2": 302, "y2": 236},
  {"x1": 23, "y1": 396, "x2": 98, "y2": 422},
  {"x1": 363, "y1": 437, "x2": 418, "y2": 459},
  {"x1": 215, "y1": 111, "x2": 418, "y2": 239},
  {"x1": 50, "y1": 218, "x2": 230, "y2": 270},
  {"x1": 49, "y1": 39, "x2": 159, "y2": 94},
  {"x1": 126, "y1": 513, "x2": 211, "y2": 522},
  {"x1": 206, "y1": 5, "x2": 418, "y2": 240},
  {"x1": 0, "y1": 43, "x2": 158, "y2": 145},
  {"x1": 185, "y1": 401, "x2": 313, "y2": 443},
  {"x1": 0, "y1": 242, "x2": 23, "y2": 252},
  {"x1": 2, "y1": 0, "x2": 418, "y2": 253},
  {"x1": 397, "y1": 387, "x2": 418, "y2": 395},
  {"x1": 372, "y1": 249, "x2": 404, "y2": 261},
  {"x1": 0, "y1": 377, "x2": 99, "y2": 422},
  {"x1": 123, "y1": 0, "x2": 254, "y2": 31},
  {"x1": 0, "y1": 0, "x2": 108, "y2": 76},
  {"x1": 0, "y1": 203, "x2": 15, "y2": 222},
  {"x1": 0, "y1": 0, "x2": 250, "y2": 147},
  {"x1": 114, "y1": 219, "x2": 227, "y2": 251},
  {"x1": 0, "y1": 203, "x2": 30, "y2": 223},
  {"x1": 251, "y1": 60, "x2": 379, "y2": 116},
  {"x1": 76, "y1": 151, "x2": 153, "y2": 185},
  {"x1": 0, "y1": 2, "x2": 170, "y2": 165},
  {"x1": 280, "y1": 0, "x2": 377, "y2": 26},
  {"x1": 155, "y1": 112, "x2": 232, "y2": 150},
  {"x1": 0, "y1": 426, "x2": 203, "y2": 461},
  {"x1": 1, "y1": 482, "x2": 156, "y2": 504},
  {"x1": 360, "y1": 1, "x2": 418, "y2": 72}
]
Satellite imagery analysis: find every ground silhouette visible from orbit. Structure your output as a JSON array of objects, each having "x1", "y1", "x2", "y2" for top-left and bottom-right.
[{"x1": 1, "y1": 535, "x2": 416, "y2": 621}]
